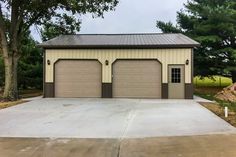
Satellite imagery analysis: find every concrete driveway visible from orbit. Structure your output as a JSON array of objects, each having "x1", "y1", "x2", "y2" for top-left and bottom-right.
[{"x1": 0, "y1": 98, "x2": 235, "y2": 138}]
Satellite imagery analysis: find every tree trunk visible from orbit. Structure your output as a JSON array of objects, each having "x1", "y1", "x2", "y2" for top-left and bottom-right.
[
  {"x1": 231, "y1": 71, "x2": 236, "y2": 83},
  {"x1": 13, "y1": 56, "x2": 18, "y2": 98},
  {"x1": 0, "y1": 0, "x2": 21, "y2": 101},
  {"x1": 3, "y1": 54, "x2": 19, "y2": 100}
]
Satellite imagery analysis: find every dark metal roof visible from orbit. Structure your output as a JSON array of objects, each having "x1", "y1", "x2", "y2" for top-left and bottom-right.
[{"x1": 39, "y1": 33, "x2": 200, "y2": 49}]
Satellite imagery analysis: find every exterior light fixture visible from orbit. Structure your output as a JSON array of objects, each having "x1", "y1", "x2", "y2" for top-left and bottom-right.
[
  {"x1": 105, "y1": 60, "x2": 109, "y2": 66},
  {"x1": 47, "y1": 60, "x2": 51, "y2": 65},
  {"x1": 185, "y1": 59, "x2": 189, "y2": 65}
]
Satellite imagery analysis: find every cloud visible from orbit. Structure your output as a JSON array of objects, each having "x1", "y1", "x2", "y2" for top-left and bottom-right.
[{"x1": 80, "y1": 0, "x2": 188, "y2": 34}]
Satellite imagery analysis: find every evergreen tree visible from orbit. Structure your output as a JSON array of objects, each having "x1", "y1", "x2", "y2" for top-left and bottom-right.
[{"x1": 157, "y1": 0, "x2": 236, "y2": 82}]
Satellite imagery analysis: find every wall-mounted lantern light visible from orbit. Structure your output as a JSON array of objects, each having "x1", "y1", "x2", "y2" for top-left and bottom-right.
[
  {"x1": 185, "y1": 59, "x2": 189, "y2": 65},
  {"x1": 47, "y1": 60, "x2": 51, "y2": 65},
  {"x1": 105, "y1": 60, "x2": 109, "y2": 66}
]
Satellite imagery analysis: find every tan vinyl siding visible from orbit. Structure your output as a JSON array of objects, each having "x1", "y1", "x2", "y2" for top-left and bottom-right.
[{"x1": 45, "y1": 49, "x2": 192, "y2": 83}]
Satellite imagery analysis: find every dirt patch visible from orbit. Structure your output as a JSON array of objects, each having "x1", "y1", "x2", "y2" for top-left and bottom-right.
[
  {"x1": 200, "y1": 102, "x2": 236, "y2": 127},
  {"x1": 215, "y1": 83, "x2": 236, "y2": 102},
  {"x1": 0, "y1": 100, "x2": 27, "y2": 109}
]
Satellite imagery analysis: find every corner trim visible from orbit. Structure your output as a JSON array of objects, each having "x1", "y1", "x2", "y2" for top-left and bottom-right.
[{"x1": 43, "y1": 49, "x2": 46, "y2": 98}]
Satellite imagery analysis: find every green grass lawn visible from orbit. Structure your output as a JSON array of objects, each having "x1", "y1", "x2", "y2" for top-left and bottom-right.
[
  {"x1": 194, "y1": 76, "x2": 232, "y2": 87},
  {"x1": 195, "y1": 86, "x2": 236, "y2": 113}
]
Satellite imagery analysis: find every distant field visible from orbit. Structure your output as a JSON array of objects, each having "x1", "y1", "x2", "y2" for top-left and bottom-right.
[{"x1": 194, "y1": 76, "x2": 232, "y2": 87}]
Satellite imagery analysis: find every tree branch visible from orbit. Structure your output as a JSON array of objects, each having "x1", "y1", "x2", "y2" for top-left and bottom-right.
[
  {"x1": 9, "y1": 0, "x2": 25, "y2": 58},
  {"x1": 23, "y1": 9, "x2": 51, "y2": 32}
]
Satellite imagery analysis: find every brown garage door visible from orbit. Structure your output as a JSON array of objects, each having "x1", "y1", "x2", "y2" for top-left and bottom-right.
[
  {"x1": 113, "y1": 60, "x2": 162, "y2": 98},
  {"x1": 55, "y1": 60, "x2": 102, "y2": 98}
]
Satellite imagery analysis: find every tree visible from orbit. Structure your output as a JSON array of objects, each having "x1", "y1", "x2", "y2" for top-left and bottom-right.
[
  {"x1": 18, "y1": 35, "x2": 43, "y2": 90},
  {"x1": 0, "y1": 0, "x2": 118, "y2": 100},
  {"x1": 0, "y1": 55, "x2": 3, "y2": 91},
  {"x1": 157, "y1": 0, "x2": 236, "y2": 82},
  {"x1": 41, "y1": 14, "x2": 81, "y2": 41}
]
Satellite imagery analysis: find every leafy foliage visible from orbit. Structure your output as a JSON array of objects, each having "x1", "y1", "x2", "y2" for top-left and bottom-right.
[
  {"x1": 18, "y1": 36, "x2": 43, "y2": 90},
  {"x1": 41, "y1": 14, "x2": 81, "y2": 41},
  {"x1": 1, "y1": 0, "x2": 118, "y2": 26},
  {"x1": 157, "y1": 0, "x2": 236, "y2": 81},
  {"x1": 0, "y1": 0, "x2": 118, "y2": 49},
  {"x1": 0, "y1": 32, "x2": 43, "y2": 90},
  {"x1": 0, "y1": 0, "x2": 118, "y2": 99}
]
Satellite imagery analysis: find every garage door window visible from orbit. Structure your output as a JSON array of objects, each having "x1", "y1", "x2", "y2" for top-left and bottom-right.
[{"x1": 171, "y1": 68, "x2": 181, "y2": 83}]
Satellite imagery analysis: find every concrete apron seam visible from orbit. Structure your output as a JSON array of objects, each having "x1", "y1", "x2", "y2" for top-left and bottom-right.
[
  {"x1": 116, "y1": 109, "x2": 137, "y2": 157},
  {"x1": 120, "y1": 109, "x2": 137, "y2": 140}
]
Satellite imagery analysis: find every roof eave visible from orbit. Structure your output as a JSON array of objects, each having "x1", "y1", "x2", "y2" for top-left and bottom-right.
[{"x1": 39, "y1": 44, "x2": 200, "y2": 49}]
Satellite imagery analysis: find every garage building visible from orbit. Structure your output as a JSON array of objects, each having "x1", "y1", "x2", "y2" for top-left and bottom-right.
[{"x1": 40, "y1": 33, "x2": 199, "y2": 99}]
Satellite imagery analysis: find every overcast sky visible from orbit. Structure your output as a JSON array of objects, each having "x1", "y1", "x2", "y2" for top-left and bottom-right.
[
  {"x1": 81, "y1": 0, "x2": 187, "y2": 33},
  {"x1": 33, "y1": 0, "x2": 187, "y2": 41}
]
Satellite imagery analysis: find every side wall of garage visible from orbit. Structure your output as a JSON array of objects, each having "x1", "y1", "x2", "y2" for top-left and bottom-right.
[{"x1": 44, "y1": 48, "x2": 193, "y2": 99}]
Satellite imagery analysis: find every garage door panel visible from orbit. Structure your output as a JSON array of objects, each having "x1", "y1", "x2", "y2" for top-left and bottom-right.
[
  {"x1": 55, "y1": 60, "x2": 101, "y2": 98},
  {"x1": 113, "y1": 60, "x2": 161, "y2": 98},
  {"x1": 115, "y1": 83, "x2": 160, "y2": 88},
  {"x1": 56, "y1": 76, "x2": 101, "y2": 81},
  {"x1": 115, "y1": 76, "x2": 159, "y2": 81}
]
